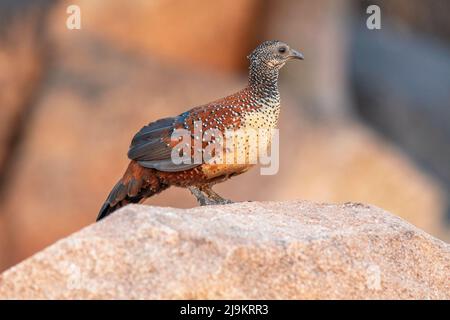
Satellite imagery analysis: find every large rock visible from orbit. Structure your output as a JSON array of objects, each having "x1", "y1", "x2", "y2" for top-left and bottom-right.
[
  {"x1": 57, "y1": 0, "x2": 262, "y2": 73},
  {"x1": 0, "y1": 201, "x2": 448, "y2": 299},
  {"x1": 0, "y1": 4, "x2": 50, "y2": 173}
]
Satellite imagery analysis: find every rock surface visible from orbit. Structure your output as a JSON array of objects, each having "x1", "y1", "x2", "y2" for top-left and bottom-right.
[{"x1": 0, "y1": 201, "x2": 448, "y2": 299}]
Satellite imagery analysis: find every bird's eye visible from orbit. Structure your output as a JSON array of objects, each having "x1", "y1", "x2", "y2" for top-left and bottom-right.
[{"x1": 278, "y1": 47, "x2": 287, "y2": 54}]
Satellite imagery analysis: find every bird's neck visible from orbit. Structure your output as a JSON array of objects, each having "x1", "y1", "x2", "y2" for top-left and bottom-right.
[{"x1": 248, "y1": 62, "x2": 280, "y2": 101}]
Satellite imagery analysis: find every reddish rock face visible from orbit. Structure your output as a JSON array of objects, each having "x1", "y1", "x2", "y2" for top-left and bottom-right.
[
  {"x1": 0, "y1": 201, "x2": 449, "y2": 299},
  {"x1": 0, "y1": 11, "x2": 46, "y2": 174},
  {"x1": 54, "y1": 0, "x2": 263, "y2": 74}
]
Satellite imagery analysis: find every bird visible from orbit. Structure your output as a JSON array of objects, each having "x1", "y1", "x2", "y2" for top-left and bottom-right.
[{"x1": 97, "y1": 40, "x2": 303, "y2": 221}]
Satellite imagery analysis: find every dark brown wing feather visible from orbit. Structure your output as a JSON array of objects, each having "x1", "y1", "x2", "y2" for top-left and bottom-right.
[
  {"x1": 128, "y1": 90, "x2": 247, "y2": 173},
  {"x1": 127, "y1": 112, "x2": 199, "y2": 172}
]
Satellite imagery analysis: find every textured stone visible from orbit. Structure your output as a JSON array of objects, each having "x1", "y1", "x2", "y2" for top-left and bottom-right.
[{"x1": 0, "y1": 201, "x2": 448, "y2": 299}]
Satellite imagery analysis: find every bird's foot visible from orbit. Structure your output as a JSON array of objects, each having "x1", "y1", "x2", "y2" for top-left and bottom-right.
[
  {"x1": 189, "y1": 186, "x2": 234, "y2": 206},
  {"x1": 200, "y1": 186, "x2": 234, "y2": 205},
  {"x1": 188, "y1": 187, "x2": 210, "y2": 206},
  {"x1": 211, "y1": 198, "x2": 234, "y2": 205},
  {"x1": 203, "y1": 198, "x2": 233, "y2": 206}
]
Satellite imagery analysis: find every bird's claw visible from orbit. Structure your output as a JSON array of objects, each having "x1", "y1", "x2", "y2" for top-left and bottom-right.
[
  {"x1": 189, "y1": 186, "x2": 233, "y2": 206},
  {"x1": 198, "y1": 197, "x2": 233, "y2": 206}
]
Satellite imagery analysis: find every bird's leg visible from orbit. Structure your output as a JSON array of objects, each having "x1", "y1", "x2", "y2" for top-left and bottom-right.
[
  {"x1": 188, "y1": 186, "x2": 218, "y2": 206},
  {"x1": 189, "y1": 185, "x2": 234, "y2": 206},
  {"x1": 200, "y1": 185, "x2": 234, "y2": 205}
]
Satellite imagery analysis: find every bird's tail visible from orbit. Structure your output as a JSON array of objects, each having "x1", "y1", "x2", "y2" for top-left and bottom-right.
[
  {"x1": 96, "y1": 161, "x2": 167, "y2": 221},
  {"x1": 96, "y1": 183, "x2": 144, "y2": 221}
]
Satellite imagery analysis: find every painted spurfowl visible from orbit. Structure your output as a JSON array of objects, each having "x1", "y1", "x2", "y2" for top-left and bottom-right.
[{"x1": 97, "y1": 40, "x2": 303, "y2": 221}]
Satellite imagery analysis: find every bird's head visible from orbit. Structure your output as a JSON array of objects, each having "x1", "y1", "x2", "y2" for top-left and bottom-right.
[{"x1": 247, "y1": 40, "x2": 304, "y2": 71}]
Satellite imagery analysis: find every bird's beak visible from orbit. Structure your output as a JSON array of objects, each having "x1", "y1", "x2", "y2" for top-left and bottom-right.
[{"x1": 289, "y1": 49, "x2": 304, "y2": 60}]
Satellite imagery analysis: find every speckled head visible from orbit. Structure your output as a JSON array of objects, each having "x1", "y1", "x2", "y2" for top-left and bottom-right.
[{"x1": 247, "y1": 40, "x2": 304, "y2": 70}]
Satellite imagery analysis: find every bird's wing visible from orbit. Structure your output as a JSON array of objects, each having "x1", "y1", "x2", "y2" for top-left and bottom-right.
[
  {"x1": 128, "y1": 94, "x2": 244, "y2": 172},
  {"x1": 127, "y1": 113, "x2": 199, "y2": 172}
]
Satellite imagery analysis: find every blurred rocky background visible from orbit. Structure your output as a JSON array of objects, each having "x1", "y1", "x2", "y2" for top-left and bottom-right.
[{"x1": 0, "y1": 0, "x2": 449, "y2": 272}]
